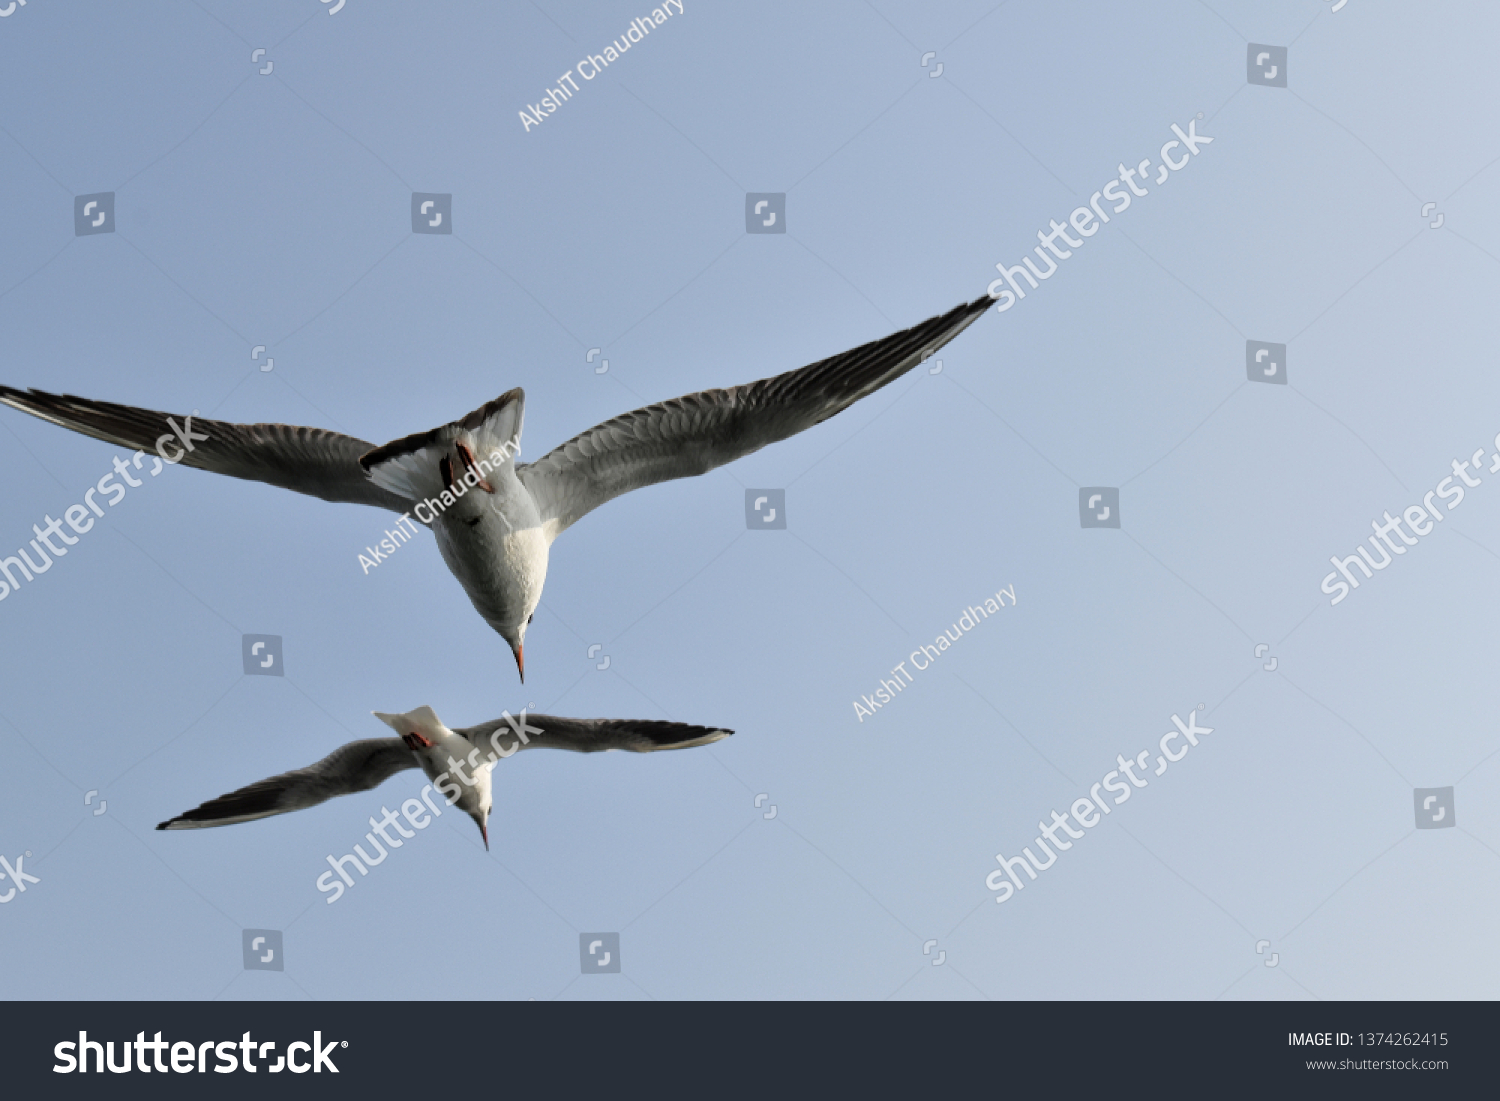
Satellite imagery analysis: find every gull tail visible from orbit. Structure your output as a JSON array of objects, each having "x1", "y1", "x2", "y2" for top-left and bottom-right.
[{"x1": 359, "y1": 388, "x2": 525, "y2": 501}]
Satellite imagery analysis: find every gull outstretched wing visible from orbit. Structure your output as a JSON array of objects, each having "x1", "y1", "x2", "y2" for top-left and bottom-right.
[
  {"x1": 517, "y1": 295, "x2": 990, "y2": 537},
  {"x1": 0, "y1": 387, "x2": 411, "y2": 512},
  {"x1": 156, "y1": 738, "x2": 417, "y2": 830}
]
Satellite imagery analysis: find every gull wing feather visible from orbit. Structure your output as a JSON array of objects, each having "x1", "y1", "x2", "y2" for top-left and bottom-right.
[
  {"x1": 455, "y1": 714, "x2": 732, "y2": 755},
  {"x1": 155, "y1": 738, "x2": 417, "y2": 830},
  {"x1": 517, "y1": 295, "x2": 991, "y2": 536},
  {"x1": 0, "y1": 387, "x2": 411, "y2": 513}
]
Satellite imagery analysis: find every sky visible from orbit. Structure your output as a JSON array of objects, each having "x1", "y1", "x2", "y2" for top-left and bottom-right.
[{"x1": 1, "y1": 0, "x2": 1498, "y2": 1001}]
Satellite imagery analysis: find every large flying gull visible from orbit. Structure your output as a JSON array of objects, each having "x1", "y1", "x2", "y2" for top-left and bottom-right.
[
  {"x1": 1, "y1": 294, "x2": 990, "y2": 680},
  {"x1": 156, "y1": 705, "x2": 731, "y2": 848}
]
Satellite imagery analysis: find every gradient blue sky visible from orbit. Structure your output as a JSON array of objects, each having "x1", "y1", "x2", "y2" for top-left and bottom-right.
[{"x1": 2, "y1": 0, "x2": 1498, "y2": 1000}]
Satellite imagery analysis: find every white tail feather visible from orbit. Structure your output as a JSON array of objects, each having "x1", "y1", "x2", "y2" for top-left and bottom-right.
[{"x1": 364, "y1": 391, "x2": 526, "y2": 500}]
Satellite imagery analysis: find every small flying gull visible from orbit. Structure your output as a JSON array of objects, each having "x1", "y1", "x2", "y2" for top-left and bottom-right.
[
  {"x1": 156, "y1": 705, "x2": 730, "y2": 848},
  {"x1": 1, "y1": 294, "x2": 991, "y2": 681}
]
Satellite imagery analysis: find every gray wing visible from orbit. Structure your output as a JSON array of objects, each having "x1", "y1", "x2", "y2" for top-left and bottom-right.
[
  {"x1": 455, "y1": 714, "x2": 732, "y2": 755},
  {"x1": 517, "y1": 295, "x2": 991, "y2": 535},
  {"x1": 0, "y1": 387, "x2": 411, "y2": 513},
  {"x1": 156, "y1": 738, "x2": 418, "y2": 830}
]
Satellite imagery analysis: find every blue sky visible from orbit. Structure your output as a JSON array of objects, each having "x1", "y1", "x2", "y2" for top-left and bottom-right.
[{"x1": 2, "y1": 0, "x2": 1498, "y2": 1000}]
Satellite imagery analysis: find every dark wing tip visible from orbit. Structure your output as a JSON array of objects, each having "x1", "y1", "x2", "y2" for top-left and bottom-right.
[
  {"x1": 2, "y1": 386, "x2": 131, "y2": 414},
  {"x1": 939, "y1": 293, "x2": 996, "y2": 335},
  {"x1": 632, "y1": 720, "x2": 732, "y2": 750},
  {"x1": 0, "y1": 383, "x2": 46, "y2": 398},
  {"x1": 458, "y1": 387, "x2": 524, "y2": 432},
  {"x1": 0, "y1": 386, "x2": 62, "y2": 416}
]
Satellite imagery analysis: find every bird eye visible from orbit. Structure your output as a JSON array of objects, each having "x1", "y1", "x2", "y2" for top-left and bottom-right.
[{"x1": 527, "y1": 614, "x2": 533, "y2": 625}]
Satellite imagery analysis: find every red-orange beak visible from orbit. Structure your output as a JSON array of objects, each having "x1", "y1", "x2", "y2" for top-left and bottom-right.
[{"x1": 513, "y1": 642, "x2": 524, "y2": 683}]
